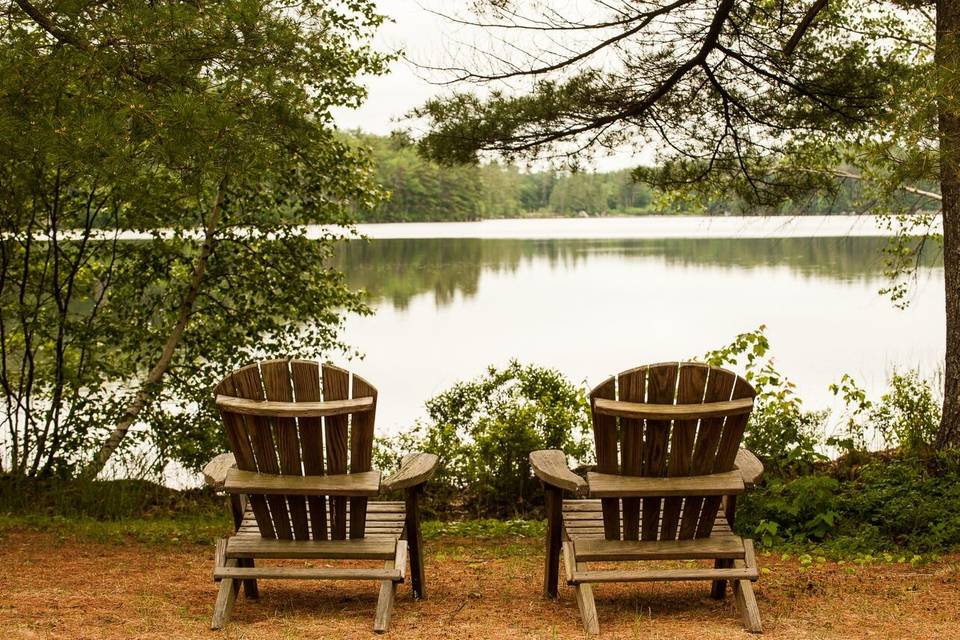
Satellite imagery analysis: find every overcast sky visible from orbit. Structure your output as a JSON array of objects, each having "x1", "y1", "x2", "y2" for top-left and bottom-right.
[{"x1": 332, "y1": 1, "x2": 649, "y2": 171}]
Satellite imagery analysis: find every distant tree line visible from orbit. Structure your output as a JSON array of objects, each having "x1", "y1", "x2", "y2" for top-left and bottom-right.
[{"x1": 350, "y1": 132, "x2": 935, "y2": 222}]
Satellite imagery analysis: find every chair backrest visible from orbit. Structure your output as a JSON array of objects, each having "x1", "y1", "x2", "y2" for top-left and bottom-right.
[
  {"x1": 214, "y1": 359, "x2": 378, "y2": 541},
  {"x1": 589, "y1": 362, "x2": 755, "y2": 542}
]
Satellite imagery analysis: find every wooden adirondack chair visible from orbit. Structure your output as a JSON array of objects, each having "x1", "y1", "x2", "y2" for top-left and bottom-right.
[
  {"x1": 529, "y1": 362, "x2": 765, "y2": 634},
  {"x1": 201, "y1": 360, "x2": 438, "y2": 633}
]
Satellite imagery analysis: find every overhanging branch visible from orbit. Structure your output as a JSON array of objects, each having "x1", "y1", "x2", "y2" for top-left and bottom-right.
[{"x1": 783, "y1": 0, "x2": 829, "y2": 57}]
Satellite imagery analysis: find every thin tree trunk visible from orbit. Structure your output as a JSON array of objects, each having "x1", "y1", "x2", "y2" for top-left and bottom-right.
[
  {"x1": 81, "y1": 179, "x2": 227, "y2": 478},
  {"x1": 937, "y1": 0, "x2": 960, "y2": 450}
]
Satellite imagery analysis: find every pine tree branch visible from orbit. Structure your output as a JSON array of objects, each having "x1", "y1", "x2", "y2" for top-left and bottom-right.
[{"x1": 783, "y1": 0, "x2": 829, "y2": 57}]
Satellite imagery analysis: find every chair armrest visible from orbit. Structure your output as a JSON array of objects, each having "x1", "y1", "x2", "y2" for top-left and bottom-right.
[
  {"x1": 381, "y1": 452, "x2": 439, "y2": 493},
  {"x1": 203, "y1": 452, "x2": 236, "y2": 490},
  {"x1": 530, "y1": 449, "x2": 587, "y2": 495},
  {"x1": 735, "y1": 448, "x2": 764, "y2": 489}
]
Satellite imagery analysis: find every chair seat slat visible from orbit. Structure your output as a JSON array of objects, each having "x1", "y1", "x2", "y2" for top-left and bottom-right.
[
  {"x1": 573, "y1": 536, "x2": 746, "y2": 562},
  {"x1": 571, "y1": 566, "x2": 758, "y2": 584}
]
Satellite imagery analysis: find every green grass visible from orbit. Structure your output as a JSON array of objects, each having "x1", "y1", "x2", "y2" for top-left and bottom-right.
[
  {"x1": 0, "y1": 478, "x2": 547, "y2": 549},
  {"x1": 422, "y1": 518, "x2": 545, "y2": 540},
  {"x1": 0, "y1": 512, "x2": 545, "y2": 549},
  {"x1": 0, "y1": 512, "x2": 233, "y2": 545}
]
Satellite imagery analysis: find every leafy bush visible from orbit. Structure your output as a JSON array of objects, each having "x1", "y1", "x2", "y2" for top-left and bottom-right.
[
  {"x1": 837, "y1": 454, "x2": 960, "y2": 553},
  {"x1": 738, "y1": 475, "x2": 842, "y2": 546},
  {"x1": 706, "y1": 327, "x2": 958, "y2": 555},
  {"x1": 376, "y1": 361, "x2": 592, "y2": 518},
  {"x1": 739, "y1": 453, "x2": 960, "y2": 555},
  {"x1": 830, "y1": 370, "x2": 940, "y2": 456},
  {"x1": 705, "y1": 325, "x2": 827, "y2": 474}
]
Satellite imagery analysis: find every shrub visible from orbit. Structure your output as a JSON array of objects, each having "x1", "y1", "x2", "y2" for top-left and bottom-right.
[
  {"x1": 705, "y1": 325, "x2": 827, "y2": 474},
  {"x1": 829, "y1": 369, "x2": 941, "y2": 457},
  {"x1": 738, "y1": 475, "x2": 842, "y2": 545},
  {"x1": 869, "y1": 371, "x2": 940, "y2": 454},
  {"x1": 739, "y1": 453, "x2": 960, "y2": 555},
  {"x1": 376, "y1": 361, "x2": 593, "y2": 518}
]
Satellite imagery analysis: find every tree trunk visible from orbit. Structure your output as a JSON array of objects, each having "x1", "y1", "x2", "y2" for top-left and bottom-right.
[
  {"x1": 80, "y1": 179, "x2": 227, "y2": 478},
  {"x1": 937, "y1": 0, "x2": 960, "y2": 450}
]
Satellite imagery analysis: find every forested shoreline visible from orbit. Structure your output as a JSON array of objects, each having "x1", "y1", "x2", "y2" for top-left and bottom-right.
[{"x1": 349, "y1": 132, "x2": 933, "y2": 222}]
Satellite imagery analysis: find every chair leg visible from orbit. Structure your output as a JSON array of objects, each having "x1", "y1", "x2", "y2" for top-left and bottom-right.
[
  {"x1": 373, "y1": 579, "x2": 397, "y2": 633},
  {"x1": 733, "y1": 579, "x2": 763, "y2": 633},
  {"x1": 711, "y1": 558, "x2": 731, "y2": 599},
  {"x1": 373, "y1": 553, "x2": 399, "y2": 634},
  {"x1": 543, "y1": 486, "x2": 563, "y2": 598},
  {"x1": 211, "y1": 539, "x2": 239, "y2": 630},
  {"x1": 574, "y1": 583, "x2": 600, "y2": 635},
  {"x1": 405, "y1": 486, "x2": 426, "y2": 599},
  {"x1": 211, "y1": 574, "x2": 238, "y2": 630},
  {"x1": 567, "y1": 538, "x2": 599, "y2": 635},
  {"x1": 238, "y1": 558, "x2": 259, "y2": 599}
]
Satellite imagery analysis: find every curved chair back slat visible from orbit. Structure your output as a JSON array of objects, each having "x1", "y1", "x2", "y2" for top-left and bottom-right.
[
  {"x1": 589, "y1": 362, "x2": 755, "y2": 542},
  {"x1": 214, "y1": 360, "x2": 378, "y2": 541}
]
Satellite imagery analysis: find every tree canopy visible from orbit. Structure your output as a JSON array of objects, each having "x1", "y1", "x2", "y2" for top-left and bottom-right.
[
  {"x1": 413, "y1": 0, "x2": 960, "y2": 448},
  {"x1": 1, "y1": 0, "x2": 387, "y2": 478}
]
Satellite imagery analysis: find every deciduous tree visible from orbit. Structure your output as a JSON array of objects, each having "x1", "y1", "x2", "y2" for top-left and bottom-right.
[{"x1": 1, "y1": 0, "x2": 387, "y2": 478}]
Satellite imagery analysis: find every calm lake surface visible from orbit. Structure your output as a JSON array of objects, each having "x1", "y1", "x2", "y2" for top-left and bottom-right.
[{"x1": 332, "y1": 216, "x2": 944, "y2": 435}]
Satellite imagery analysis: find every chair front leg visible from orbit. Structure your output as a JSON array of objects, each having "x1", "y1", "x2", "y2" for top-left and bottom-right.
[
  {"x1": 711, "y1": 494, "x2": 738, "y2": 599},
  {"x1": 405, "y1": 485, "x2": 426, "y2": 599},
  {"x1": 543, "y1": 485, "x2": 563, "y2": 598}
]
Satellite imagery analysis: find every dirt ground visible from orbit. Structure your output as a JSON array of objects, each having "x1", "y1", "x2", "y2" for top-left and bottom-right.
[{"x1": 2, "y1": 531, "x2": 958, "y2": 640}]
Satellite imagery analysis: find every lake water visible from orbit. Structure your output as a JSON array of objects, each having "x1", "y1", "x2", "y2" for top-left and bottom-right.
[{"x1": 331, "y1": 216, "x2": 943, "y2": 436}]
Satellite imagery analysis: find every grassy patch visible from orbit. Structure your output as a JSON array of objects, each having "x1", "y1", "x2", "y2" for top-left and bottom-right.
[
  {"x1": 0, "y1": 512, "x2": 545, "y2": 550},
  {"x1": 0, "y1": 513, "x2": 232, "y2": 545},
  {"x1": 422, "y1": 518, "x2": 545, "y2": 540},
  {"x1": 0, "y1": 476, "x2": 224, "y2": 520}
]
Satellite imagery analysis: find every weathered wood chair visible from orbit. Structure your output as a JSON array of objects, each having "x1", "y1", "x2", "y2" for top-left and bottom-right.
[
  {"x1": 201, "y1": 360, "x2": 438, "y2": 633},
  {"x1": 530, "y1": 362, "x2": 765, "y2": 634}
]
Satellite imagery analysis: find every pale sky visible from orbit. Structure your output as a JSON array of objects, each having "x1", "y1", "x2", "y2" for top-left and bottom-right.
[{"x1": 332, "y1": 1, "x2": 650, "y2": 171}]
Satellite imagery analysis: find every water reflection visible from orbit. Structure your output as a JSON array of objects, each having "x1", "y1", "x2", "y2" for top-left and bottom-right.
[
  {"x1": 336, "y1": 237, "x2": 943, "y2": 310},
  {"x1": 335, "y1": 232, "x2": 943, "y2": 434}
]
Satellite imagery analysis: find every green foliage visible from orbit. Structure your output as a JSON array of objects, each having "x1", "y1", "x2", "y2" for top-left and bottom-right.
[
  {"x1": 376, "y1": 361, "x2": 592, "y2": 517},
  {"x1": 739, "y1": 453, "x2": 960, "y2": 556},
  {"x1": 705, "y1": 326, "x2": 827, "y2": 474},
  {"x1": 0, "y1": 477, "x2": 222, "y2": 520},
  {"x1": 1, "y1": 0, "x2": 388, "y2": 477},
  {"x1": 707, "y1": 327, "x2": 958, "y2": 555},
  {"x1": 414, "y1": 1, "x2": 903, "y2": 185},
  {"x1": 349, "y1": 132, "x2": 656, "y2": 221},
  {"x1": 829, "y1": 370, "x2": 941, "y2": 457},
  {"x1": 868, "y1": 371, "x2": 940, "y2": 455},
  {"x1": 0, "y1": 513, "x2": 231, "y2": 546},
  {"x1": 740, "y1": 475, "x2": 842, "y2": 545},
  {"x1": 348, "y1": 132, "x2": 886, "y2": 221},
  {"x1": 421, "y1": 518, "x2": 544, "y2": 540}
]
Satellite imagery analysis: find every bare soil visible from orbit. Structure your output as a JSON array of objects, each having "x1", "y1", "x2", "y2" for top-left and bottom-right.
[{"x1": 2, "y1": 531, "x2": 958, "y2": 639}]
